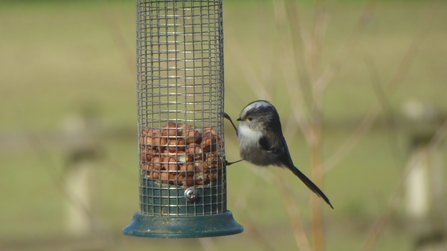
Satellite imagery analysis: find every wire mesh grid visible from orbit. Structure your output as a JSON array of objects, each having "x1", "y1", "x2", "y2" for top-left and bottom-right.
[{"x1": 136, "y1": 0, "x2": 226, "y2": 217}]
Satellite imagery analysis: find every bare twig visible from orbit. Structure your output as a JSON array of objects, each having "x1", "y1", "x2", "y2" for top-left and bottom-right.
[
  {"x1": 309, "y1": 110, "x2": 325, "y2": 251},
  {"x1": 358, "y1": 3, "x2": 441, "y2": 248},
  {"x1": 323, "y1": 0, "x2": 439, "y2": 174},
  {"x1": 277, "y1": 174, "x2": 312, "y2": 251},
  {"x1": 100, "y1": 1, "x2": 135, "y2": 79},
  {"x1": 284, "y1": 1, "x2": 380, "y2": 250},
  {"x1": 364, "y1": 56, "x2": 403, "y2": 163},
  {"x1": 225, "y1": 27, "x2": 272, "y2": 101},
  {"x1": 359, "y1": 179, "x2": 403, "y2": 251},
  {"x1": 323, "y1": 102, "x2": 381, "y2": 174},
  {"x1": 309, "y1": 3, "x2": 329, "y2": 250},
  {"x1": 26, "y1": 133, "x2": 123, "y2": 249},
  {"x1": 198, "y1": 238, "x2": 219, "y2": 251},
  {"x1": 360, "y1": 119, "x2": 447, "y2": 251},
  {"x1": 429, "y1": 119, "x2": 447, "y2": 147},
  {"x1": 279, "y1": 2, "x2": 329, "y2": 250},
  {"x1": 315, "y1": 0, "x2": 377, "y2": 92},
  {"x1": 256, "y1": 1, "x2": 275, "y2": 96},
  {"x1": 275, "y1": 0, "x2": 312, "y2": 144},
  {"x1": 242, "y1": 218, "x2": 277, "y2": 251}
]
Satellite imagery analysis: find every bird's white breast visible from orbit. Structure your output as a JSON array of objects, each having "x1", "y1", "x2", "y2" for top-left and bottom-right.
[
  {"x1": 237, "y1": 123, "x2": 262, "y2": 147},
  {"x1": 237, "y1": 121, "x2": 279, "y2": 166}
]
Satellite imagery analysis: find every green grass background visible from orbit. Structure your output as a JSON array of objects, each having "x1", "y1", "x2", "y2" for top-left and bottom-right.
[{"x1": 1, "y1": 0, "x2": 447, "y2": 250}]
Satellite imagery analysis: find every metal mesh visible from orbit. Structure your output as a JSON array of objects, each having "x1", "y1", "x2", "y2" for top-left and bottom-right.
[{"x1": 136, "y1": 0, "x2": 226, "y2": 216}]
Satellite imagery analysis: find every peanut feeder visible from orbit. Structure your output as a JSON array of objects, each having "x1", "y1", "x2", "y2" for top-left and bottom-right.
[{"x1": 123, "y1": 0, "x2": 243, "y2": 238}]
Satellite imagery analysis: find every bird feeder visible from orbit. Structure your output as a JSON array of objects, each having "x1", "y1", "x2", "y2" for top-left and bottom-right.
[{"x1": 122, "y1": 0, "x2": 243, "y2": 238}]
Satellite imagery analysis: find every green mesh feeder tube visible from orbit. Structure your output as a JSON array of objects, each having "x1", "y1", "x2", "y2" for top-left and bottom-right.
[{"x1": 122, "y1": 0, "x2": 243, "y2": 238}]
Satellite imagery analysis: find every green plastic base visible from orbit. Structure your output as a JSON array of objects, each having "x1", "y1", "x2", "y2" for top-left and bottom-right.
[{"x1": 122, "y1": 211, "x2": 243, "y2": 238}]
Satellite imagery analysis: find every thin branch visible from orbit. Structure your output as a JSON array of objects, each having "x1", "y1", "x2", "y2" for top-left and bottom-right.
[
  {"x1": 26, "y1": 133, "x2": 122, "y2": 248},
  {"x1": 359, "y1": 179, "x2": 403, "y2": 251},
  {"x1": 364, "y1": 56, "x2": 403, "y2": 163},
  {"x1": 100, "y1": 1, "x2": 135, "y2": 81},
  {"x1": 429, "y1": 119, "x2": 447, "y2": 147},
  {"x1": 324, "y1": 0, "x2": 438, "y2": 174},
  {"x1": 323, "y1": 102, "x2": 381, "y2": 174},
  {"x1": 359, "y1": 3, "x2": 441, "y2": 247},
  {"x1": 225, "y1": 27, "x2": 272, "y2": 101},
  {"x1": 315, "y1": 0, "x2": 377, "y2": 92},
  {"x1": 276, "y1": 0, "x2": 311, "y2": 144},
  {"x1": 284, "y1": 1, "x2": 313, "y2": 63},
  {"x1": 199, "y1": 238, "x2": 219, "y2": 251},
  {"x1": 277, "y1": 174, "x2": 312, "y2": 251},
  {"x1": 360, "y1": 118, "x2": 447, "y2": 251},
  {"x1": 242, "y1": 218, "x2": 277, "y2": 251}
]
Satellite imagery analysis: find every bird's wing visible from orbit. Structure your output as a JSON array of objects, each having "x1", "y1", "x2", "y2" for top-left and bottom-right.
[{"x1": 259, "y1": 135, "x2": 282, "y2": 154}]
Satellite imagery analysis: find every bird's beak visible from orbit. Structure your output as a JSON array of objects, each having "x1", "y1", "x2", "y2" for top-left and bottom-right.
[{"x1": 236, "y1": 118, "x2": 242, "y2": 121}]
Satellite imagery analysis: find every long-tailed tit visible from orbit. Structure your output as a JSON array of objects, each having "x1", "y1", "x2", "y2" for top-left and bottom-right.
[{"x1": 224, "y1": 100, "x2": 333, "y2": 209}]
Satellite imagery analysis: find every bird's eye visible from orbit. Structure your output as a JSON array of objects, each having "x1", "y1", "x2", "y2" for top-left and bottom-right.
[{"x1": 247, "y1": 117, "x2": 253, "y2": 121}]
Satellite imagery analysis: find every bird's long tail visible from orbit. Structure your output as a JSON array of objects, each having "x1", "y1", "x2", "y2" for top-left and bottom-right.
[{"x1": 289, "y1": 165, "x2": 334, "y2": 209}]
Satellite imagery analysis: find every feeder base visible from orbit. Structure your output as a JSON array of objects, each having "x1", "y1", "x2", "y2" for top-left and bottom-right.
[{"x1": 122, "y1": 211, "x2": 243, "y2": 238}]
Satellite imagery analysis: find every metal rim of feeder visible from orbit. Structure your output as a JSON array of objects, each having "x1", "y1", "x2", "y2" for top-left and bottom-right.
[{"x1": 123, "y1": 0, "x2": 243, "y2": 238}]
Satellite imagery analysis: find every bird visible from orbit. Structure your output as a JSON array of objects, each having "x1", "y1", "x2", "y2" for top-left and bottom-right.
[{"x1": 223, "y1": 100, "x2": 333, "y2": 209}]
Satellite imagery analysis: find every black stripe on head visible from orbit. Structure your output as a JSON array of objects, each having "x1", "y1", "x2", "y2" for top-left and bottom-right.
[{"x1": 240, "y1": 100, "x2": 282, "y2": 131}]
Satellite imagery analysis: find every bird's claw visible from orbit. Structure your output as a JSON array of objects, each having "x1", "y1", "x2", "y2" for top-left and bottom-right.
[
  {"x1": 221, "y1": 112, "x2": 238, "y2": 135},
  {"x1": 225, "y1": 159, "x2": 243, "y2": 166}
]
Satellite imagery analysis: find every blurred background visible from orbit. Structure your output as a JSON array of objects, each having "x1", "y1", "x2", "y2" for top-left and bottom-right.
[{"x1": 1, "y1": 0, "x2": 447, "y2": 250}]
